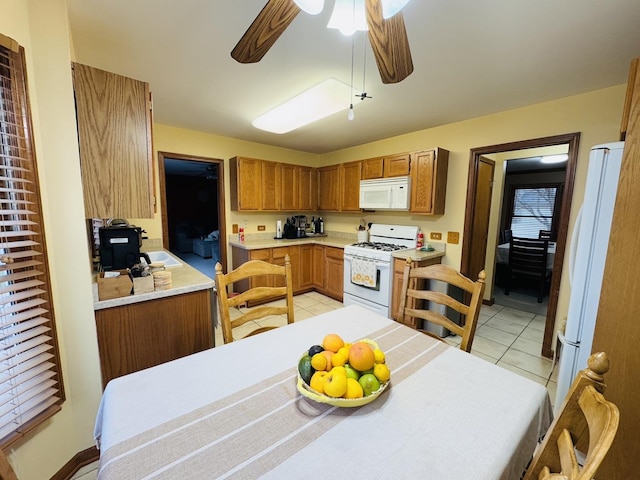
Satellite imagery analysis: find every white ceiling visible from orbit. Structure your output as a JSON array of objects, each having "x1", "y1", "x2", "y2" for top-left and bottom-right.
[{"x1": 66, "y1": 0, "x2": 640, "y2": 155}]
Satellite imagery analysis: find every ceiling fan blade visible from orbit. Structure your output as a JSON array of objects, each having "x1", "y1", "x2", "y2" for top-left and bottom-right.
[
  {"x1": 365, "y1": 0, "x2": 414, "y2": 84},
  {"x1": 231, "y1": 0, "x2": 301, "y2": 63}
]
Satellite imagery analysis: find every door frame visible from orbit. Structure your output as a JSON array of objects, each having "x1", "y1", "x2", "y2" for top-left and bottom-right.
[
  {"x1": 461, "y1": 132, "x2": 580, "y2": 358},
  {"x1": 157, "y1": 151, "x2": 227, "y2": 273}
]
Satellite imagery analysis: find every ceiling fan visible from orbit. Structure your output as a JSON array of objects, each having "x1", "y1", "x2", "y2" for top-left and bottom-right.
[{"x1": 230, "y1": 0, "x2": 414, "y2": 84}]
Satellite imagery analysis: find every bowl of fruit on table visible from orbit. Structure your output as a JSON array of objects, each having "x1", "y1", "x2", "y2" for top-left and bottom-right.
[{"x1": 297, "y1": 333, "x2": 390, "y2": 407}]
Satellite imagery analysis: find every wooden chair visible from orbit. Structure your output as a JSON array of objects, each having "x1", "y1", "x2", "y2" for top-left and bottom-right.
[
  {"x1": 539, "y1": 229, "x2": 553, "y2": 240},
  {"x1": 500, "y1": 228, "x2": 513, "y2": 244},
  {"x1": 215, "y1": 255, "x2": 294, "y2": 344},
  {"x1": 523, "y1": 352, "x2": 619, "y2": 480},
  {"x1": 505, "y1": 237, "x2": 549, "y2": 303},
  {"x1": 398, "y1": 260, "x2": 486, "y2": 352},
  {"x1": 0, "y1": 448, "x2": 17, "y2": 480}
]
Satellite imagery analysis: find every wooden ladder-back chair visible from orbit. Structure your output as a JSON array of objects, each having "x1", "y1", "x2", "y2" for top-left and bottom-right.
[
  {"x1": 523, "y1": 352, "x2": 619, "y2": 480},
  {"x1": 505, "y1": 237, "x2": 549, "y2": 303},
  {"x1": 215, "y1": 255, "x2": 294, "y2": 344},
  {"x1": 398, "y1": 260, "x2": 486, "y2": 353}
]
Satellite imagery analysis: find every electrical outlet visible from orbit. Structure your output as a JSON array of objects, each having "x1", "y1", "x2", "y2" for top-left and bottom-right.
[
  {"x1": 232, "y1": 224, "x2": 238, "y2": 234},
  {"x1": 257, "y1": 225, "x2": 266, "y2": 231},
  {"x1": 447, "y1": 231, "x2": 460, "y2": 244},
  {"x1": 430, "y1": 232, "x2": 442, "y2": 240}
]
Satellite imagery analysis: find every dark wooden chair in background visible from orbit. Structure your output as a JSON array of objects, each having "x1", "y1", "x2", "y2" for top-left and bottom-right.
[
  {"x1": 499, "y1": 228, "x2": 513, "y2": 244},
  {"x1": 505, "y1": 237, "x2": 549, "y2": 303},
  {"x1": 538, "y1": 229, "x2": 553, "y2": 240}
]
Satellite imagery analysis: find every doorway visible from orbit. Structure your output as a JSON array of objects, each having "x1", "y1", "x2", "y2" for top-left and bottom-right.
[
  {"x1": 158, "y1": 152, "x2": 227, "y2": 277},
  {"x1": 461, "y1": 133, "x2": 580, "y2": 358}
]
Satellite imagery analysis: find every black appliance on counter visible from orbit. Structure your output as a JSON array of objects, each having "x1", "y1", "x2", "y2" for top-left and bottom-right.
[
  {"x1": 99, "y1": 225, "x2": 149, "y2": 270},
  {"x1": 282, "y1": 216, "x2": 308, "y2": 239}
]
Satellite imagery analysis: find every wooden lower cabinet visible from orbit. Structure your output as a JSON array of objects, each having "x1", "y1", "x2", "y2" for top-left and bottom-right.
[
  {"x1": 324, "y1": 247, "x2": 344, "y2": 301},
  {"x1": 94, "y1": 289, "x2": 213, "y2": 389},
  {"x1": 312, "y1": 245, "x2": 325, "y2": 289},
  {"x1": 390, "y1": 256, "x2": 443, "y2": 321},
  {"x1": 299, "y1": 244, "x2": 314, "y2": 291}
]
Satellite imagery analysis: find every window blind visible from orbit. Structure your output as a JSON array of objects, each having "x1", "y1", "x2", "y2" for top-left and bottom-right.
[
  {"x1": 510, "y1": 187, "x2": 557, "y2": 239},
  {"x1": 0, "y1": 35, "x2": 63, "y2": 446}
]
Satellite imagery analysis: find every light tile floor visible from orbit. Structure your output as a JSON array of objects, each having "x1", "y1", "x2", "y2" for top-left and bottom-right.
[{"x1": 76, "y1": 292, "x2": 557, "y2": 480}]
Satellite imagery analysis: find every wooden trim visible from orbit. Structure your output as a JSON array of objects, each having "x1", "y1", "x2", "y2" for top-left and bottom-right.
[
  {"x1": 50, "y1": 446, "x2": 99, "y2": 480},
  {"x1": 157, "y1": 151, "x2": 227, "y2": 273},
  {"x1": 462, "y1": 132, "x2": 580, "y2": 359}
]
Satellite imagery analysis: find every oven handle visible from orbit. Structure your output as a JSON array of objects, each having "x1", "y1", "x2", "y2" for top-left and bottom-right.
[{"x1": 344, "y1": 255, "x2": 390, "y2": 270}]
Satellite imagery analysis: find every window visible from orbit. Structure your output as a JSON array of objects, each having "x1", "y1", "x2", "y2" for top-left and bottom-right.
[
  {"x1": 508, "y1": 184, "x2": 562, "y2": 239},
  {"x1": 0, "y1": 34, "x2": 63, "y2": 447}
]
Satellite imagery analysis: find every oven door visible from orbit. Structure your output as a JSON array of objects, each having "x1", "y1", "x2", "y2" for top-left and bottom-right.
[{"x1": 343, "y1": 254, "x2": 392, "y2": 308}]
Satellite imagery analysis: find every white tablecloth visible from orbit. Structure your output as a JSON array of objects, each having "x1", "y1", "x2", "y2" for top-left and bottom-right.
[
  {"x1": 94, "y1": 305, "x2": 552, "y2": 480},
  {"x1": 496, "y1": 242, "x2": 556, "y2": 270}
]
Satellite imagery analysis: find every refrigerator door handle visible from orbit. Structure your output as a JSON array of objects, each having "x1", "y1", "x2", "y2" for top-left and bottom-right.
[
  {"x1": 568, "y1": 205, "x2": 583, "y2": 287},
  {"x1": 557, "y1": 331, "x2": 579, "y2": 348}
]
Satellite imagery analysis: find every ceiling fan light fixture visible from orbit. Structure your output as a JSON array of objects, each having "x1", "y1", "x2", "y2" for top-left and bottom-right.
[
  {"x1": 252, "y1": 78, "x2": 356, "y2": 134},
  {"x1": 293, "y1": 0, "x2": 324, "y2": 15},
  {"x1": 382, "y1": 0, "x2": 411, "y2": 19},
  {"x1": 328, "y1": 0, "x2": 367, "y2": 36}
]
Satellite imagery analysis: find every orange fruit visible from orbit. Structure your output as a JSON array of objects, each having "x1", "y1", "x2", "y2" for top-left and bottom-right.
[
  {"x1": 322, "y1": 333, "x2": 345, "y2": 353},
  {"x1": 349, "y1": 341, "x2": 375, "y2": 372}
]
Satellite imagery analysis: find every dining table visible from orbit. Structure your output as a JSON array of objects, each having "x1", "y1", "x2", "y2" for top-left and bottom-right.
[
  {"x1": 94, "y1": 304, "x2": 553, "y2": 480},
  {"x1": 496, "y1": 241, "x2": 556, "y2": 270}
]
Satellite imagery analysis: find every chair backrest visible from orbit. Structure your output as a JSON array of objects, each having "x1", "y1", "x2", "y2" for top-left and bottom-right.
[
  {"x1": 539, "y1": 229, "x2": 553, "y2": 240},
  {"x1": 523, "y1": 352, "x2": 619, "y2": 480},
  {"x1": 215, "y1": 255, "x2": 294, "y2": 344},
  {"x1": 0, "y1": 448, "x2": 17, "y2": 480},
  {"x1": 398, "y1": 261, "x2": 486, "y2": 352},
  {"x1": 503, "y1": 229, "x2": 513, "y2": 244},
  {"x1": 509, "y1": 237, "x2": 548, "y2": 278}
]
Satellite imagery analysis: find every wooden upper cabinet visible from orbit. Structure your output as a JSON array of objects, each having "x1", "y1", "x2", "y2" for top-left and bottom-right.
[
  {"x1": 72, "y1": 62, "x2": 154, "y2": 219},
  {"x1": 340, "y1": 160, "x2": 362, "y2": 211},
  {"x1": 298, "y1": 166, "x2": 317, "y2": 211},
  {"x1": 230, "y1": 157, "x2": 262, "y2": 211},
  {"x1": 410, "y1": 148, "x2": 449, "y2": 215},
  {"x1": 261, "y1": 161, "x2": 281, "y2": 210},
  {"x1": 384, "y1": 153, "x2": 411, "y2": 177},
  {"x1": 318, "y1": 164, "x2": 341, "y2": 211},
  {"x1": 620, "y1": 58, "x2": 640, "y2": 141},
  {"x1": 280, "y1": 163, "x2": 298, "y2": 211},
  {"x1": 362, "y1": 157, "x2": 384, "y2": 179}
]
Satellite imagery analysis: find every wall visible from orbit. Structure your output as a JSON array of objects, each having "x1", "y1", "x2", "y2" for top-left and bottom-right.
[{"x1": 0, "y1": 0, "x2": 103, "y2": 478}]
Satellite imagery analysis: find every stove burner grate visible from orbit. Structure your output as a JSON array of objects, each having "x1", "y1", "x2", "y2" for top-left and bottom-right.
[{"x1": 350, "y1": 242, "x2": 407, "y2": 252}]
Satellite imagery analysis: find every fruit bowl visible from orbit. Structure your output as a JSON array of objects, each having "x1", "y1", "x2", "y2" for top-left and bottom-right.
[{"x1": 296, "y1": 338, "x2": 390, "y2": 408}]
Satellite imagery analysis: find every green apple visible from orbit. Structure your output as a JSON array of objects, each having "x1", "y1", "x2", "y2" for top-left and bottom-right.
[
  {"x1": 345, "y1": 364, "x2": 360, "y2": 381},
  {"x1": 358, "y1": 373, "x2": 381, "y2": 396}
]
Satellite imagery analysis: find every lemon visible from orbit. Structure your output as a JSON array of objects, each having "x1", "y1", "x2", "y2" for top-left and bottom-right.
[
  {"x1": 345, "y1": 377, "x2": 364, "y2": 399},
  {"x1": 373, "y1": 349, "x2": 386, "y2": 364},
  {"x1": 311, "y1": 352, "x2": 327, "y2": 371},
  {"x1": 373, "y1": 363, "x2": 391, "y2": 383},
  {"x1": 332, "y1": 351, "x2": 347, "y2": 367}
]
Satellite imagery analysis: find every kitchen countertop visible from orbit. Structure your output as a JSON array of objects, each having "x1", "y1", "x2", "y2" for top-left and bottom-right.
[
  {"x1": 392, "y1": 247, "x2": 446, "y2": 262},
  {"x1": 92, "y1": 250, "x2": 215, "y2": 311},
  {"x1": 228, "y1": 234, "x2": 354, "y2": 251}
]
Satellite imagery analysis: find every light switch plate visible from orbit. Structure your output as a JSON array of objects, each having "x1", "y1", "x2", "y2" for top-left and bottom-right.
[
  {"x1": 447, "y1": 232, "x2": 460, "y2": 244},
  {"x1": 257, "y1": 225, "x2": 266, "y2": 231},
  {"x1": 232, "y1": 224, "x2": 238, "y2": 234},
  {"x1": 430, "y1": 232, "x2": 442, "y2": 240}
]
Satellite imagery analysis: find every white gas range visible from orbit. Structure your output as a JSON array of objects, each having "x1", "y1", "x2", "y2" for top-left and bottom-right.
[{"x1": 343, "y1": 224, "x2": 419, "y2": 318}]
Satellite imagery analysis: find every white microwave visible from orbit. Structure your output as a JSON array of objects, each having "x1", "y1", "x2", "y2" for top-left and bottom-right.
[{"x1": 359, "y1": 176, "x2": 411, "y2": 210}]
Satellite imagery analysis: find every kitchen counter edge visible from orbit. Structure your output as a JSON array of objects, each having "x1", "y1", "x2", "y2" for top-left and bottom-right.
[
  {"x1": 93, "y1": 250, "x2": 215, "y2": 311},
  {"x1": 229, "y1": 235, "x2": 353, "y2": 250},
  {"x1": 392, "y1": 248, "x2": 446, "y2": 261}
]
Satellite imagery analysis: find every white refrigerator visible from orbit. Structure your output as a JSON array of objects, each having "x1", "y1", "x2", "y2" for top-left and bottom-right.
[{"x1": 554, "y1": 141, "x2": 625, "y2": 413}]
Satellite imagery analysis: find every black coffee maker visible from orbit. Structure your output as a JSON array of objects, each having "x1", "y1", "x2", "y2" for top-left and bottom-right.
[{"x1": 99, "y1": 224, "x2": 149, "y2": 270}]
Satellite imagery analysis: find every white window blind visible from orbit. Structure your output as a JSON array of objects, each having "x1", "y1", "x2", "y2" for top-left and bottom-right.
[
  {"x1": 510, "y1": 187, "x2": 558, "y2": 239},
  {"x1": 0, "y1": 34, "x2": 63, "y2": 446}
]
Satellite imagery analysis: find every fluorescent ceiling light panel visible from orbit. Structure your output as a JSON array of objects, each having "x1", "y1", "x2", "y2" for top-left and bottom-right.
[
  {"x1": 252, "y1": 78, "x2": 355, "y2": 134},
  {"x1": 540, "y1": 154, "x2": 569, "y2": 164}
]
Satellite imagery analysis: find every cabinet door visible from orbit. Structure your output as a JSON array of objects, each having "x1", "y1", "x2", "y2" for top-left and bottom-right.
[
  {"x1": 362, "y1": 157, "x2": 384, "y2": 179},
  {"x1": 298, "y1": 166, "x2": 317, "y2": 211},
  {"x1": 383, "y1": 153, "x2": 410, "y2": 177},
  {"x1": 340, "y1": 160, "x2": 362, "y2": 211},
  {"x1": 273, "y1": 246, "x2": 296, "y2": 289},
  {"x1": 73, "y1": 63, "x2": 154, "y2": 218},
  {"x1": 249, "y1": 248, "x2": 273, "y2": 288},
  {"x1": 318, "y1": 165, "x2": 340, "y2": 211},
  {"x1": 313, "y1": 245, "x2": 325, "y2": 289},
  {"x1": 390, "y1": 258, "x2": 406, "y2": 321},
  {"x1": 261, "y1": 161, "x2": 281, "y2": 210},
  {"x1": 281, "y1": 163, "x2": 298, "y2": 211},
  {"x1": 299, "y1": 245, "x2": 314, "y2": 291},
  {"x1": 410, "y1": 149, "x2": 449, "y2": 215},
  {"x1": 230, "y1": 157, "x2": 262, "y2": 211},
  {"x1": 324, "y1": 247, "x2": 344, "y2": 301}
]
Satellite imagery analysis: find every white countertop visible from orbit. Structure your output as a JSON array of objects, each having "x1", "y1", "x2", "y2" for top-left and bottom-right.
[
  {"x1": 229, "y1": 234, "x2": 354, "y2": 250},
  {"x1": 92, "y1": 250, "x2": 215, "y2": 311}
]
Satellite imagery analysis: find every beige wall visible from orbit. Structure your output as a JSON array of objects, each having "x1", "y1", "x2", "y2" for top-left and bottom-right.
[{"x1": 1, "y1": 0, "x2": 627, "y2": 477}]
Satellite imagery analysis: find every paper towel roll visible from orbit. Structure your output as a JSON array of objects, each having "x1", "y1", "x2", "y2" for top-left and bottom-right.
[{"x1": 276, "y1": 220, "x2": 282, "y2": 238}]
